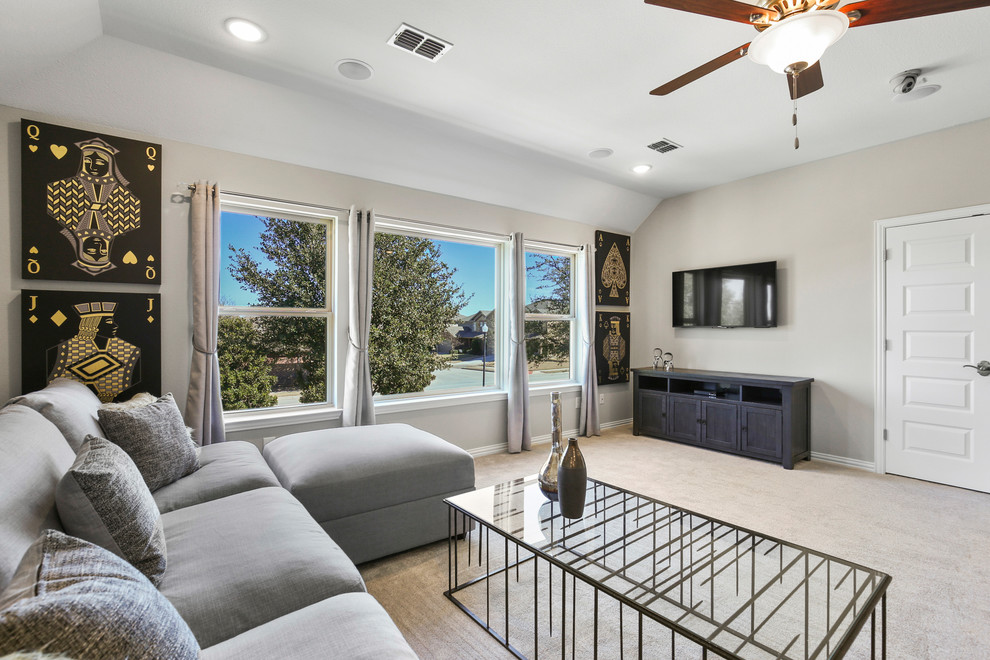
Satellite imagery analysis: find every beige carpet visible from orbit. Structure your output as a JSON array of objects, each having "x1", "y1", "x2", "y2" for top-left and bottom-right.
[{"x1": 360, "y1": 425, "x2": 990, "y2": 659}]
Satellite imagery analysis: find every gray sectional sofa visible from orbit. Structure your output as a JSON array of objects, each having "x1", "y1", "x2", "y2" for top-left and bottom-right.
[{"x1": 0, "y1": 379, "x2": 449, "y2": 658}]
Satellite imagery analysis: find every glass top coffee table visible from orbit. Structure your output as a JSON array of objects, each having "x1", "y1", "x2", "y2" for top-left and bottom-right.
[{"x1": 445, "y1": 476, "x2": 890, "y2": 659}]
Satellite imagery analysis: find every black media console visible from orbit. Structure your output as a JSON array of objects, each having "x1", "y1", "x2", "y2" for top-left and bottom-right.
[{"x1": 632, "y1": 367, "x2": 813, "y2": 469}]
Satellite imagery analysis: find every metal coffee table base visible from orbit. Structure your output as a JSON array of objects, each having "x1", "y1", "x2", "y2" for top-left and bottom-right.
[{"x1": 445, "y1": 478, "x2": 889, "y2": 660}]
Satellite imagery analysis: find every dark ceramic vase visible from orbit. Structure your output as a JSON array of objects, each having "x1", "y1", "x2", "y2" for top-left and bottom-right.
[{"x1": 557, "y1": 438, "x2": 587, "y2": 519}]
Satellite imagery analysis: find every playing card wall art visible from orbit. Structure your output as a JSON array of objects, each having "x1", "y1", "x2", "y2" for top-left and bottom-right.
[
  {"x1": 595, "y1": 230, "x2": 630, "y2": 306},
  {"x1": 22, "y1": 290, "x2": 162, "y2": 403},
  {"x1": 595, "y1": 311, "x2": 630, "y2": 385},
  {"x1": 21, "y1": 119, "x2": 162, "y2": 283}
]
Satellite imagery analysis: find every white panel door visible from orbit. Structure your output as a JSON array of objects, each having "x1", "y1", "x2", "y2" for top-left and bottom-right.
[{"x1": 885, "y1": 214, "x2": 990, "y2": 492}]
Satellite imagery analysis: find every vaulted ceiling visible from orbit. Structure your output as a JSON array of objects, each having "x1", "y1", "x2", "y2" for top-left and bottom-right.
[{"x1": 2, "y1": 1, "x2": 989, "y2": 231}]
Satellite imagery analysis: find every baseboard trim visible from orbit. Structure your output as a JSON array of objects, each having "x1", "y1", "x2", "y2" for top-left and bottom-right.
[
  {"x1": 810, "y1": 451, "x2": 875, "y2": 472},
  {"x1": 466, "y1": 421, "x2": 633, "y2": 458}
]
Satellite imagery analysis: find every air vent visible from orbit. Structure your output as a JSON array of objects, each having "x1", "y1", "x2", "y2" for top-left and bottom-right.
[
  {"x1": 388, "y1": 24, "x2": 452, "y2": 61},
  {"x1": 647, "y1": 139, "x2": 682, "y2": 154}
]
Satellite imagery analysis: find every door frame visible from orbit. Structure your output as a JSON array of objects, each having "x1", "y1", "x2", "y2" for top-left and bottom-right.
[{"x1": 873, "y1": 203, "x2": 990, "y2": 475}]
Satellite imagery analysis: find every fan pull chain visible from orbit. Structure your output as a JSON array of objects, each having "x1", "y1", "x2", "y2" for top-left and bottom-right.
[
  {"x1": 791, "y1": 72, "x2": 800, "y2": 150},
  {"x1": 793, "y1": 101, "x2": 799, "y2": 150}
]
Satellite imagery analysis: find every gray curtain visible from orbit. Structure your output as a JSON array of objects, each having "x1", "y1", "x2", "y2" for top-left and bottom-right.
[
  {"x1": 507, "y1": 232, "x2": 531, "y2": 452},
  {"x1": 579, "y1": 243, "x2": 601, "y2": 437},
  {"x1": 342, "y1": 207, "x2": 376, "y2": 427},
  {"x1": 185, "y1": 182, "x2": 225, "y2": 445}
]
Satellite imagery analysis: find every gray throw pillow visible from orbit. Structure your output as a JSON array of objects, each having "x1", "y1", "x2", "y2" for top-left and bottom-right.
[
  {"x1": 56, "y1": 436, "x2": 167, "y2": 586},
  {"x1": 97, "y1": 392, "x2": 200, "y2": 491},
  {"x1": 6, "y1": 378, "x2": 103, "y2": 452},
  {"x1": 0, "y1": 530, "x2": 198, "y2": 660}
]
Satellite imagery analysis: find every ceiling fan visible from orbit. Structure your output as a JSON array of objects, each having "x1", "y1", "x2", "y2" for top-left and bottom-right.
[{"x1": 647, "y1": 0, "x2": 990, "y2": 101}]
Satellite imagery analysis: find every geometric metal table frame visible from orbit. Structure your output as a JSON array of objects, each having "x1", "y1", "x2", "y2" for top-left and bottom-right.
[{"x1": 446, "y1": 476, "x2": 890, "y2": 659}]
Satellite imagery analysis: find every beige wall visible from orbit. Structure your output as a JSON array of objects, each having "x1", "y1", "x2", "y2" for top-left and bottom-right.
[
  {"x1": 0, "y1": 104, "x2": 633, "y2": 453},
  {"x1": 632, "y1": 117, "x2": 990, "y2": 464}
]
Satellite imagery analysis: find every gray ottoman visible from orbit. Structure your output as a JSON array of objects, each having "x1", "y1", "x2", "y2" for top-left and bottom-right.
[{"x1": 263, "y1": 423, "x2": 475, "y2": 564}]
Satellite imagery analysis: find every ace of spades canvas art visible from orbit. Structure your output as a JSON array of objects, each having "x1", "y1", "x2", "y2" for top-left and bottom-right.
[
  {"x1": 22, "y1": 290, "x2": 162, "y2": 403},
  {"x1": 595, "y1": 230, "x2": 630, "y2": 306},
  {"x1": 21, "y1": 119, "x2": 162, "y2": 284}
]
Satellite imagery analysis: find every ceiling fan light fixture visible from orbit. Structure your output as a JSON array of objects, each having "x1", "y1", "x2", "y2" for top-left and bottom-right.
[{"x1": 748, "y1": 10, "x2": 848, "y2": 74}]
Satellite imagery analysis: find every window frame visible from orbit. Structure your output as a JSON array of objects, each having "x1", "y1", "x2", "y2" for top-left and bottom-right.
[
  {"x1": 523, "y1": 241, "x2": 579, "y2": 387},
  {"x1": 217, "y1": 194, "x2": 338, "y2": 417},
  {"x1": 371, "y1": 216, "x2": 509, "y2": 402}
]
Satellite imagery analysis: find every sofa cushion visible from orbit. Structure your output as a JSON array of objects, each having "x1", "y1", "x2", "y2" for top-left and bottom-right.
[
  {"x1": 153, "y1": 441, "x2": 280, "y2": 514},
  {"x1": 0, "y1": 530, "x2": 198, "y2": 660},
  {"x1": 263, "y1": 423, "x2": 475, "y2": 522},
  {"x1": 56, "y1": 436, "x2": 167, "y2": 586},
  {"x1": 159, "y1": 486, "x2": 366, "y2": 647},
  {"x1": 98, "y1": 392, "x2": 200, "y2": 491},
  {"x1": 199, "y1": 593, "x2": 418, "y2": 659},
  {"x1": 7, "y1": 378, "x2": 103, "y2": 453},
  {"x1": 0, "y1": 405, "x2": 76, "y2": 593}
]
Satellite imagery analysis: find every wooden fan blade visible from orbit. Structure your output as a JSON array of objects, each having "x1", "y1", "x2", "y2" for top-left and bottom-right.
[
  {"x1": 843, "y1": 0, "x2": 990, "y2": 28},
  {"x1": 787, "y1": 61, "x2": 824, "y2": 100},
  {"x1": 651, "y1": 43, "x2": 751, "y2": 96},
  {"x1": 644, "y1": 0, "x2": 775, "y2": 25}
]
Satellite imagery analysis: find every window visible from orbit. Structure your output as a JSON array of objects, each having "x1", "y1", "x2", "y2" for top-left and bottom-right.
[
  {"x1": 217, "y1": 197, "x2": 334, "y2": 412},
  {"x1": 370, "y1": 221, "x2": 502, "y2": 399},
  {"x1": 525, "y1": 247, "x2": 576, "y2": 384}
]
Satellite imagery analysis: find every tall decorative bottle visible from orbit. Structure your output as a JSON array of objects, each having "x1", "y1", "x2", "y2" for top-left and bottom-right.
[
  {"x1": 557, "y1": 438, "x2": 587, "y2": 519},
  {"x1": 538, "y1": 392, "x2": 564, "y2": 501}
]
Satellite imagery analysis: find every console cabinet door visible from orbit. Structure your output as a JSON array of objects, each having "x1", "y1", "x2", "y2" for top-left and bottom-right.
[
  {"x1": 740, "y1": 406, "x2": 783, "y2": 459},
  {"x1": 638, "y1": 390, "x2": 667, "y2": 437},
  {"x1": 701, "y1": 400, "x2": 739, "y2": 451},
  {"x1": 666, "y1": 396, "x2": 701, "y2": 443}
]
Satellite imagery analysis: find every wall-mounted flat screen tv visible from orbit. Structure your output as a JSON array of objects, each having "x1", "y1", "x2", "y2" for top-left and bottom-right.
[{"x1": 672, "y1": 261, "x2": 777, "y2": 328}]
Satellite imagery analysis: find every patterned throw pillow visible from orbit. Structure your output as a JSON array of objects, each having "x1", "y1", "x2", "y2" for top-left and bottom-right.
[
  {"x1": 97, "y1": 392, "x2": 200, "y2": 491},
  {"x1": 56, "y1": 436, "x2": 167, "y2": 586},
  {"x1": 0, "y1": 530, "x2": 198, "y2": 660}
]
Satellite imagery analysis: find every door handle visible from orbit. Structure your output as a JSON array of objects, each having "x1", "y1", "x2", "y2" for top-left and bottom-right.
[{"x1": 963, "y1": 360, "x2": 990, "y2": 377}]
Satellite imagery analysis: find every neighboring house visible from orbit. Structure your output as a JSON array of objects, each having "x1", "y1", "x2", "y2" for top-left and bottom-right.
[{"x1": 442, "y1": 311, "x2": 495, "y2": 355}]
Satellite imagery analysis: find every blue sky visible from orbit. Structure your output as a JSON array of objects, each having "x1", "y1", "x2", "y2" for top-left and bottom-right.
[
  {"x1": 219, "y1": 212, "x2": 267, "y2": 306},
  {"x1": 219, "y1": 212, "x2": 556, "y2": 313}
]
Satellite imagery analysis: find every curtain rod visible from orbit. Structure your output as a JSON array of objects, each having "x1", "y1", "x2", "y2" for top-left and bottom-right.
[
  {"x1": 182, "y1": 185, "x2": 347, "y2": 215},
  {"x1": 182, "y1": 184, "x2": 584, "y2": 250},
  {"x1": 374, "y1": 213, "x2": 510, "y2": 242}
]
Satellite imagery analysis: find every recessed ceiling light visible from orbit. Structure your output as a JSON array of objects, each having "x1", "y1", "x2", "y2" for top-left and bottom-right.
[
  {"x1": 225, "y1": 18, "x2": 266, "y2": 43},
  {"x1": 588, "y1": 148, "x2": 614, "y2": 159},
  {"x1": 632, "y1": 164, "x2": 652, "y2": 174},
  {"x1": 337, "y1": 59, "x2": 374, "y2": 81}
]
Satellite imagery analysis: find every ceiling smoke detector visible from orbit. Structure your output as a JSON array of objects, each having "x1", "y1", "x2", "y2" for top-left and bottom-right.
[
  {"x1": 337, "y1": 59, "x2": 374, "y2": 81},
  {"x1": 388, "y1": 24, "x2": 453, "y2": 61}
]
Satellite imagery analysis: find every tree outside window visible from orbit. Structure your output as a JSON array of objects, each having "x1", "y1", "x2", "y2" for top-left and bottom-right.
[
  {"x1": 218, "y1": 208, "x2": 331, "y2": 411},
  {"x1": 525, "y1": 250, "x2": 575, "y2": 384},
  {"x1": 371, "y1": 231, "x2": 497, "y2": 397}
]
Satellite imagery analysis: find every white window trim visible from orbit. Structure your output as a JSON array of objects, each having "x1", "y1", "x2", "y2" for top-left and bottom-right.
[
  {"x1": 524, "y1": 241, "x2": 580, "y2": 386},
  {"x1": 372, "y1": 217, "x2": 509, "y2": 401},
  {"x1": 217, "y1": 196, "x2": 338, "y2": 421}
]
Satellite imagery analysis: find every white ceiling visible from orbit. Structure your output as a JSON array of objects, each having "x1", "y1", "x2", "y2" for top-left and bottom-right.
[{"x1": 2, "y1": 0, "x2": 989, "y2": 232}]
